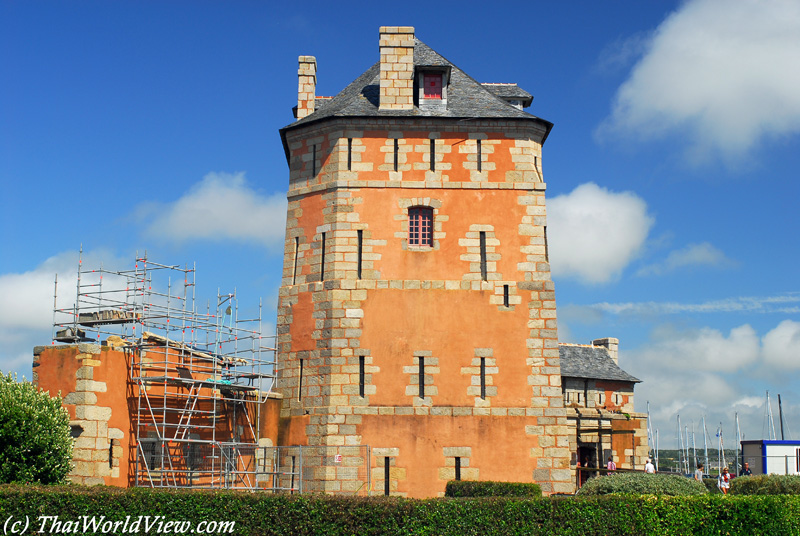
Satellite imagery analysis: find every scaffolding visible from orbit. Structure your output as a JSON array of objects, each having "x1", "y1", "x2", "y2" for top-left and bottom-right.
[{"x1": 52, "y1": 251, "x2": 277, "y2": 489}]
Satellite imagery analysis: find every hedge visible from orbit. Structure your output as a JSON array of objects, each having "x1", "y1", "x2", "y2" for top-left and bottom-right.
[
  {"x1": 731, "y1": 474, "x2": 800, "y2": 495},
  {"x1": 445, "y1": 480, "x2": 542, "y2": 497},
  {"x1": 576, "y1": 472, "x2": 707, "y2": 496},
  {"x1": 2, "y1": 486, "x2": 800, "y2": 535}
]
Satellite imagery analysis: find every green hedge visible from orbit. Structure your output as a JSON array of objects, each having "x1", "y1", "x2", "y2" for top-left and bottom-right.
[
  {"x1": 2, "y1": 486, "x2": 800, "y2": 535},
  {"x1": 445, "y1": 480, "x2": 542, "y2": 497},
  {"x1": 576, "y1": 472, "x2": 707, "y2": 496},
  {"x1": 702, "y1": 477, "x2": 722, "y2": 494},
  {"x1": 731, "y1": 474, "x2": 800, "y2": 495}
]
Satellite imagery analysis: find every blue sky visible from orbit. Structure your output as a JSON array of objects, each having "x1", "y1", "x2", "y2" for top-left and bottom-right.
[{"x1": 2, "y1": 0, "x2": 799, "y2": 448}]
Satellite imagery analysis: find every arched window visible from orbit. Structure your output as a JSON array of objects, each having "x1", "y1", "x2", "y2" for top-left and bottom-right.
[{"x1": 408, "y1": 206, "x2": 433, "y2": 247}]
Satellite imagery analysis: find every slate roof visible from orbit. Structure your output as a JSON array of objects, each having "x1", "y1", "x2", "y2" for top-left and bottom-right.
[
  {"x1": 481, "y1": 83, "x2": 533, "y2": 106},
  {"x1": 559, "y1": 344, "x2": 640, "y2": 383},
  {"x1": 282, "y1": 38, "x2": 552, "y2": 138}
]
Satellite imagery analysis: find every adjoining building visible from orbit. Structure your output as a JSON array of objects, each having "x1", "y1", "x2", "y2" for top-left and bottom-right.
[
  {"x1": 559, "y1": 338, "x2": 649, "y2": 481},
  {"x1": 33, "y1": 26, "x2": 648, "y2": 497}
]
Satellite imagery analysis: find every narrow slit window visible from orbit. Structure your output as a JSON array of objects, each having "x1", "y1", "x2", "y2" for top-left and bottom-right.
[
  {"x1": 384, "y1": 457, "x2": 391, "y2": 496},
  {"x1": 479, "y1": 231, "x2": 487, "y2": 281},
  {"x1": 418, "y1": 356, "x2": 425, "y2": 399},
  {"x1": 544, "y1": 226, "x2": 549, "y2": 263},
  {"x1": 393, "y1": 139, "x2": 399, "y2": 172},
  {"x1": 408, "y1": 207, "x2": 433, "y2": 247},
  {"x1": 477, "y1": 139, "x2": 482, "y2": 172},
  {"x1": 455, "y1": 457, "x2": 462, "y2": 481},
  {"x1": 320, "y1": 232, "x2": 326, "y2": 281},
  {"x1": 292, "y1": 237, "x2": 299, "y2": 285},
  {"x1": 108, "y1": 442, "x2": 114, "y2": 469},
  {"x1": 298, "y1": 359, "x2": 304, "y2": 401},
  {"x1": 359, "y1": 355, "x2": 365, "y2": 398},
  {"x1": 290, "y1": 456, "x2": 297, "y2": 493},
  {"x1": 429, "y1": 139, "x2": 436, "y2": 171},
  {"x1": 357, "y1": 230, "x2": 363, "y2": 279},
  {"x1": 503, "y1": 285, "x2": 509, "y2": 307},
  {"x1": 311, "y1": 144, "x2": 317, "y2": 177},
  {"x1": 347, "y1": 138, "x2": 353, "y2": 171},
  {"x1": 480, "y1": 357, "x2": 486, "y2": 400}
]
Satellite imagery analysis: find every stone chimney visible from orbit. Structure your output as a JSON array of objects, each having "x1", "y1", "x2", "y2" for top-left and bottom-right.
[
  {"x1": 379, "y1": 26, "x2": 415, "y2": 110},
  {"x1": 297, "y1": 56, "x2": 317, "y2": 120},
  {"x1": 593, "y1": 337, "x2": 619, "y2": 364}
]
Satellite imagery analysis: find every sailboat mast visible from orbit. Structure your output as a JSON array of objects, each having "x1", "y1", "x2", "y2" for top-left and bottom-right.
[
  {"x1": 647, "y1": 401, "x2": 654, "y2": 460},
  {"x1": 678, "y1": 415, "x2": 685, "y2": 473},
  {"x1": 767, "y1": 391, "x2": 776, "y2": 440},
  {"x1": 685, "y1": 426, "x2": 691, "y2": 474},
  {"x1": 736, "y1": 413, "x2": 742, "y2": 475},
  {"x1": 778, "y1": 394, "x2": 785, "y2": 440},
  {"x1": 655, "y1": 428, "x2": 659, "y2": 471},
  {"x1": 702, "y1": 416, "x2": 709, "y2": 476}
]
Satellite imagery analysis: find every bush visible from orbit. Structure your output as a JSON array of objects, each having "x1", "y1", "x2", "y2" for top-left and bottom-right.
[
  {"x1": 576, "y1": 472, "x2": 707, "y2": 496},
  {"x1": 732, "y1": 474, "x2": 800, "y2": 495},
  {"x1": 0, "y1": 372, "x2": 73, "y2": 484},
  {"x1": 445, "y1": 480, "x2": 542, "y2": 497},
  {"x1": 702, "y1": 476, "x2": 722, "y2": 494}
]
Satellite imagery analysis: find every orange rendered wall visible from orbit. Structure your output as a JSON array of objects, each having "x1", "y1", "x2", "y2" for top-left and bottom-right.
[
  {"x1": 360, "y1": 414, "x2": 541, "y2": 496},
  {"x1": 34, "y1": 345, "x2": 132, "y2": 487},
  {"x1": 362, "y1": 288, "x2": 532, "y2": 407}
]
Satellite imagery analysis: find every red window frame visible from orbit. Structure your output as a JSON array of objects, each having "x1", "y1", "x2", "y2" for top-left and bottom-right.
[
  {"x1": 408, "y1": 207, "x2": 433, "y2": 247},
  {"x1": 423, "y1": 74, "x2": 443, "y2": 100}
]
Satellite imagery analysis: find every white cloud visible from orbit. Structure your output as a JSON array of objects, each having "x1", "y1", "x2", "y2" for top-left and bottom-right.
[
  {"x1": 135, "y1": 172, "x2": 287, "y2": 248},
  {"x1": 0, "y1": 249, "x2": 127, "y2": 376},
  {"x1": 602, "y1": 0, "x2": 800, "y2": 161},
  {"x1": 548, "y1": 183, "x2": 654, "y2": 284},
  {"x1": 0, "y1": 250, "x2": 123, "y2": 332},
  {"x1": 626, "y1": 319, "x2": 800, "y2": 445},
  {"x1": 733, "y1": 395, "x2": 765, "y2": 409},
  {"x1": 632, "y1": 323, "x2": 760, "y2": 373},
  {"x1": 762, "y1": 319, "x2": 800, "y2": 369},
  {"x1": 590, "y1": 293, "x2": 800, "y2": 316},
  {"x1": 637, "y1": 242, "x2": 735, "y2": 276}
]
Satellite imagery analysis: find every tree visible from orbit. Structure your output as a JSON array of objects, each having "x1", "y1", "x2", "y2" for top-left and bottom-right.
[{"x1": 0, "y1": 372, "x2": 73, "y2": 484}]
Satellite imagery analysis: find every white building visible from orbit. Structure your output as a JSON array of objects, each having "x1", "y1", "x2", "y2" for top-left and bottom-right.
[{"x1": 741, "y1": 440, "x2": 800, "y2": 475}]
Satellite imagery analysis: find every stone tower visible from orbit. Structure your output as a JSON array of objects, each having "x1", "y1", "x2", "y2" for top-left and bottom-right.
[{"x1": 276, "y1": 26, "x2": 572, "y2": 496}]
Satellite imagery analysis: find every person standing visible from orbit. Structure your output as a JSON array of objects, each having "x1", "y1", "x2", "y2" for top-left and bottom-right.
[
  {"x1": 644, "y1": 458, "x2": 655, "y2": 473},
  {"x1": 607, "y1": 456, "x2": 616, "y2": 472},
  {"x1": 739, "y1": 462, "x2": 752, "y2": 476},
  {"x1": 718, "y1": 467, "x2": 731, "y2": 494},
  {"x1": 694, "y1": 462, "x2": 704, "y2": 482}
]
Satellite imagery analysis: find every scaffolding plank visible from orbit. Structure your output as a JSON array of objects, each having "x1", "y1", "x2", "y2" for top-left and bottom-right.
[{"x1": 78, "y1": 310, "x2": 141, "y2": 326}]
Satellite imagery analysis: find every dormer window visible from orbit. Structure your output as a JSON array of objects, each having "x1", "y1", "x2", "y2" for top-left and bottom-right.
[
  {"x1": 416, "y1": 68, "x2": 449, "y2": 109},
  {"x1": 423, "y1": 74, "x2": 443, "y2": 99}
]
